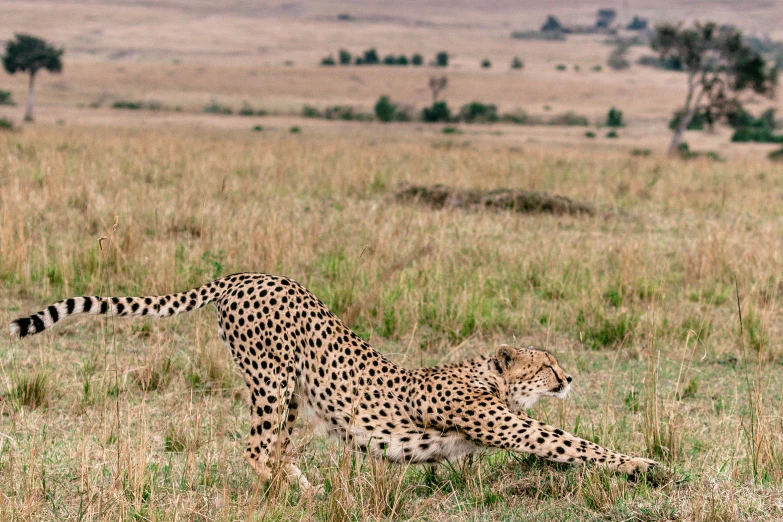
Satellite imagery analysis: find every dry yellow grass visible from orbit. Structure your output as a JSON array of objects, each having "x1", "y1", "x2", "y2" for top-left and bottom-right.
[{"x1": 1, "y1": 125, "x2": 783, "y2": 520}]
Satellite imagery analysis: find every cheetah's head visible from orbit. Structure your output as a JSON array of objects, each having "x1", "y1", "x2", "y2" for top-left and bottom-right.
[{"x1": 494, "y1": 345, "x2": 572, "y2": 413}]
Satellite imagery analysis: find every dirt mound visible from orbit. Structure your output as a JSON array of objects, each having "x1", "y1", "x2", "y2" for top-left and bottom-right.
[{"x1": 395, "y1": 184, "x2": 595, "y2": 216}]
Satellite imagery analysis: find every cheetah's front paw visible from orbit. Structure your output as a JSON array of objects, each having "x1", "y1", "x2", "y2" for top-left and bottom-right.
[{"x1": 618, "y1": 457, "x2": 657, "y2": 475}]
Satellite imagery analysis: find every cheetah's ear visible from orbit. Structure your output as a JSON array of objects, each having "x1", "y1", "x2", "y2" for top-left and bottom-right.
[{"x1": 495, "y1": 345, "x2": 515, "y2": 372}]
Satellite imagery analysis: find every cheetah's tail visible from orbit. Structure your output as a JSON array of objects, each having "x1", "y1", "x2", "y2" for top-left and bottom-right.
[{"x1": 10, "y1": 278, "x2": 227, "y2": 338}]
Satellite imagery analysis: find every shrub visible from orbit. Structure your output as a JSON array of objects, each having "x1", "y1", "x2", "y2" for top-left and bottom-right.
[
  {"x1": 541, "y1": 15, "x2": 563, "y2": 32},
  {"x1": 0, "y1": 90, "x2": 14, "y2": 106},
  {"x1": 573, "y1": 64, "x2": 580, "y2": 71},
  {"x1": 555, "y1": 63, "x2": 567, "y2": 71},
  {"x1": 607, "y1": 43, "x2": 630, "y2": 70},
  {"x1": 548, "y1": 112, "x2": 589, "y2": 126},
  {"x1": 320, "y1": 55, "x2": 336, "y2": 66},
  {"x1": 0, "y1": 116, "x2": 14, "y2": 131},
  {"x1": 375, "y1": 96, "x2": 398, "y2": 122},
  {"x1": 669, "y1": 108, "x2": 713, "y2": 131},
  {"x1": 203, "y1": 101, "x2": 233, "y2": 115},
  {"x1": 585, "y1": 131, "x2": 596, "y2": 138},
  {"x1": 302, "y1": 105, "x2": 322, "y2": 118},
  {"x1": 383, "y1": 54, "x2": 397, "y2": 65},
  {"x1": 606, "y1": 107, "x2": 624, "y2": 127},
  {"x1": 239, "y1": 102, "x2": 256, "y2": 116},
  {"x1": 511, "y1": 56, "x2": 524, "y2": 69},
  {"x1": 422, "y1": 101, "x2": 451, "y2": 122},
  {"x1": 631, "y1": 148, "x2": 652, "y2": 156},
  {"x1": 627, "y1": 15, "x2": 648, "y2": 31},
  {"x1": 592, "y1": 65, "x2": 602, "y2": 72},
  {"x1": 252, "y1": 125, "x2": 263, "y2": 132},
  {"x1": 112, "y1": 100, "x2": 143, "y2": 110},
  {"x1": 606, "y1": 130, "x2": 619, "y2": 138},
  {"x1": 411, "y1": 53, "x2": 423, "y2": 66},
  {"x1": 458, "y1": 101, "x2": 499, "y2": 123},
  {"x1": 339, "y1": 48, "x2": 352, "y2": 65},
  {"x1": 442, "y1": 127, "x2": 461, "y2": 134},
  {"x1": 289, "y1": 126, "x2": 301, "y2": 133},
  {"x1": 481, "y1": 58, "x2": 491, "y2": 68},
  {"x1": 363, "y1": 48, "x2": 380, "y2": 65},
  {"x1": 435, "y1": 51, "x2": 449, "y2": 67},
  {"x1": 768, "y1": 147, "x2": 783, "y2": 161},
  {"x1": 396, "y1": 55, "x2": 409, "y2": 66},
  {"x1": 731, "y1": 127, "x2": 783, "y2": 143}
]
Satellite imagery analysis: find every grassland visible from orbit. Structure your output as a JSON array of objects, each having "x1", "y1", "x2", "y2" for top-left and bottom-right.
[
  {"x1": 2, "y1": 0, "x2": 783, "y2": 519},
  {"x1": 1, "y1": 125, "x2": 783, "y2": 520}
]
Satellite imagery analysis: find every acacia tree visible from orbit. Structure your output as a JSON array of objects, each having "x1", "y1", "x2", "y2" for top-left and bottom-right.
[
  {"x1": 652, "y1": 22, "x2": 777, "y2": 156},
  {"x1": 2, "y1": 34, "x2": 64, "y2": 122}
]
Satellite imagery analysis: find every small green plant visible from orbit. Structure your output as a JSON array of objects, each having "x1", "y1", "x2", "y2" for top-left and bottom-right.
[
  {"x1": 442, "y1": 126, "x2": 461, "y2": 134},
  {"x1": 592, "y1": 65, "x2": 602, "y2": 71},
  {"x1": 606, "y1": 107, "x2": 624, "y2": 127},
  {"x1": 422, "y1": 101, "x2": 451, "y2": 123},
  {"x1": 289, "y1": 126, "x2": 301, "y2": 133},
  {"x1": 631, "y1": 148, "x2": 651, "y2": 156},
  {"x1": 481, "y1": 58, "x2": 491, "y2": 68},
  {"x1": 252, "y1": 125, "x2": 263, "y2": 132},
  {"x1": 606, "y1": 130, "x2": 619, "y2": 138},
  {"x1": 203, "y1": 100, "x2": 232, "y2": 115},
  {"x1": 302, "y1": 105, "x2": 321, "y2": 118},
  {"x1": 9, "y1": 371, "x2": 49, "y2": 409},
  {"x1": 0, "y1": 89, "x2": 14, "y2": 105},
  {"x1": 585, "y1": 130, "x2": 596, "y2": 138},
  {"x1": 112, "y1": 100, "x2": 143, "y2": 110},
  {"x1": 556, "y1": 63, "x2": 567, "y2": 71}
]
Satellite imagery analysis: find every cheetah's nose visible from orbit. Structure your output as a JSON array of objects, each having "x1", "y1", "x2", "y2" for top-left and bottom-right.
[{"x1": 566, "y1": 376, "x2": 572, "y2": 383}]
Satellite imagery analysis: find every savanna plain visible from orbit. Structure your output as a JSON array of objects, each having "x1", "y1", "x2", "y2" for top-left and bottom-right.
[{"x1": 2, "y1": 1, "x2": 783, "y2": 521}]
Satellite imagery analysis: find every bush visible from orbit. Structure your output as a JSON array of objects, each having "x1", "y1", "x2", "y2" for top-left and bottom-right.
[
  {"x1": 592, "y1": 65, "x2": 602, "y2": 72},
  {"x1": 302, "y1": 105, "x2": 322, "y2": 118},
  {"x1": 606, "y1": 130, "x2": 619, "y2": 138},
  {"x1": 541, "y1": 15, "x2": 563, "y2": 32},
  {"x1": 320, "y1": 55, "x2": 336, "y2": 66},
  {"x1": 339, "y1": 48, "x2": 352, "y2": 65},
  {"x1": 252, "y1": 125, "x2": 263, "y2": 132},
  {"x1": 731, "y1": 127, "x2": 783, "y2": 143},
  {"x1": 363, "y1": 48, "x2": 380, "y2": 65},
  {"x1": 606, "y1": 107, "x2": 624, "y2": 127},
  {"x1": 631, "y1": 148, "x2": 652, "y2": 156},
  {"x1": 669, "y1": 108, "x2": 713, "y2": 131},
  {"x1": 0, "y1": 90, "x2": 14, "y2": 106},
  {"x1": 396, "y1": 55, "x2": 409, "y2": 66},
  {"x1": 0, "y1": 116, "x2": 14, "y2": 131},
  {"x1": 458, "y1": 101, "x2": 499, "y2": 123},
  {"x1": 375, "y1": 96, "x2": 398, "y2": 122},
  {"x1": 481, "y1": 58, "x2": 491, "y2": 68},
  {"x1": 442, "y1": 126, "x2": 461, "y2": 134},
  {"x1": 555, "y1": 63, "x2": 567, "y2": 71},
  {"x1": 511, "y1": 30, "x2": 565, "y2": 41},
  {"x1": 435, "y1": 51, "x2": 449, "y2": 67},
  {"x1": 411, "y1": 53, "x2": 423, "y2": 66},
  {"x1": 422, "y1": 101, "x2": 451, "y2": 122},
  {"x1": 112, "y1": 100, "x2": 143, "y2": 110},
  {"x1": 511, "y1": 56, "x2": 524, "y2": 69},
  {"x1": 383, "y1": 54, "x2": 397, "y2": 65},
  {"x1": 585, "y1": 130, "x2": 596, "y2": 138},
  {"x1": 548, "y1": 112, "x2": 589, "y2": 126},
  {"x1": 203, "y1": 101, "x2": 232, "y2": 115},
  {"x1": 239, "y1": 102, "x2": 257, "y2": 116},
  {"x1": 289, "y1": 126, "x2": 301, "y2": 133},
  {"x1": 769, "y1": 147, "x2": 783, "y2": 161},
  {"x1": 627, "y1": 16, "x2": 648, "y2": 31}
]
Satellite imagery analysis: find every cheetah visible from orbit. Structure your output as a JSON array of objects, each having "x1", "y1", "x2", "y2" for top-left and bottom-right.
[{"x1": 10, "y1": 273, "x2": 655, "y2": 489}]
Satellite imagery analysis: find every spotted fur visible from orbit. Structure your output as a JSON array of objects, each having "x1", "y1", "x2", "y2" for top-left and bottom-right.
[{"x1": 10, "y1": 273, "x2": 655, "y2": 488}]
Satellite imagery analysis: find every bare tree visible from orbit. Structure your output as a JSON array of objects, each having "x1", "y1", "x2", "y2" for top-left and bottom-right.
[{"x1": 428, "y1": 76, "x2": 448, "y2": 103}]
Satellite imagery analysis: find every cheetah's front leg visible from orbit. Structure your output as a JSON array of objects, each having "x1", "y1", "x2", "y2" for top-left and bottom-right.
[{"x1": 455, "y1": 397, "x2": 655, "y2": 475}]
